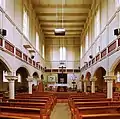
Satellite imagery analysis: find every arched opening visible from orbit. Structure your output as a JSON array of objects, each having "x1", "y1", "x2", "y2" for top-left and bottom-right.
[
  {"x1": 32, "y1": 72, "x2": 39, "y2": 86},
  {"x1": 85, "y1": 72, "x2": 91, "y2": 92},
  {"x1": 85, "y1": 72, "x2": 91, "y2": 80},
  {"x1": 81, "y1": 75, "x2": 84, "y2": 91},
  {"x1": 94, "y1": 67, "x2": 106, "y2": 92},
  {"x1": 16, "y1": 67, "x2": 29, "y2": 93},
  {"x1": 113, "y1": 61, "x2": 120, "y2": 91},
  {"x1": 0, "y1": 59, "x2": 10, "y2": 92}
]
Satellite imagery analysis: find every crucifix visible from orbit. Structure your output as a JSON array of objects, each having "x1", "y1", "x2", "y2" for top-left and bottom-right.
[{"x1": 59, "y1": 65, "x2": 66, "y2": 74}]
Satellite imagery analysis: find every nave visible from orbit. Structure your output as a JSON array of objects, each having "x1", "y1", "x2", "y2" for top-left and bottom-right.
[{"x1": 0, "y1": 91, "x2": 119, "y2": 119}]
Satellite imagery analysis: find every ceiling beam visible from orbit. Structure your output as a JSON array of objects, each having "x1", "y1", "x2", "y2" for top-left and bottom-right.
[
  {"x1": 45, "y1": 37, "x2": 80, "y2": 39},
  {"x1": 39, "y1": 19, "x2": 86, "y2": 23},
  {"x1": 34, "y1": 4, "x2": 91, "y2": 9},
  {"x1": 44, "y1": 34, "x2": 81, "y2": 36},
  {"x1": 44, "y1": 34, "x2": 80, "y2": 38},
  {"x1": 37, "y1": 13, "x2": 88, "y2": 16},
  {"x1": 41, "y1": 24, "x2": 84, "y2": 28},
  {"x1": 43, "y1": 29, "x2": 82, "y2": 32}
]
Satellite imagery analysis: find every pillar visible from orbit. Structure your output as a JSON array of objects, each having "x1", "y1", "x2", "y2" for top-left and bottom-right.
[
  {"x1": 26, "y1": 76, "x2": 33, "y2": 94},
  {"x1": 91, "y1": 77, "x2": 97, "y2": 93},
  {"x1": 79, "y1": 80, "x2": 82, "y2": 92},
  {"x1": 5, "y1": 75, "x2": 18, "y2": 99},
  {"x1": 104, "y1": 75, "x2": 116, "y2": 99},
  {"x1": 83, "y1": 80, "x2": 87, "y2": 92}
]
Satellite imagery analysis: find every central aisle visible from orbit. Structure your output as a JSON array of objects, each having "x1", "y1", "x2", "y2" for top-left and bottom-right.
[{"x1": 50, "y1": 103, "x2": 71, "y2": 119}]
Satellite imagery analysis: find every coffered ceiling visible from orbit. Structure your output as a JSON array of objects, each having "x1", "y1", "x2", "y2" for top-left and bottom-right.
[{"x1": 31, "y1": 0, "x2": 92, "y2": 40}]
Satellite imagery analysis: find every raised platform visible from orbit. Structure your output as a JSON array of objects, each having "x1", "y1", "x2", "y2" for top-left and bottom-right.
[{"x1": 46, "y1": 91, "x2": 77, "y2": 99}]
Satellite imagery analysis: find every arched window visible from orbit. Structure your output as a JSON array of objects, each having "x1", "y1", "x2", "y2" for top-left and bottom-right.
[
  {"x1": 42, "y1": 44, "x2": 45, "y2": 59},
  {"x1": 85, "y1": 32, "x2": 88, "y2": 52},
  {"x1": 0, "y1": 0, "x2": 5, "y2": 9},
  {"x1": 3, "y1": 70, "x2": 8, "y2": 82},
  {"x1": 94, "y1": 7, "x2": 100, "y2": 39},
  {"x1": 23, "y1": 6, "x2": 29, "y2": 39},
  {"x1": 60, "y1": 46, "x2": 66, "y2": 61},
  {"x1": 115, "y1": 0, "x2": 120, "y2": 8},
  {"x1": 36, "y1": 32, "x2": 39, "y2": 51},
  {"x1": 80, "y1": 45, "x2": 83, "y2": 59},
  {"x1": 117, "y1": 72, "x2": 120, "y2": 82},
  {"x1": 17, "y1": 73, "x2": 21, "y2": 83}
]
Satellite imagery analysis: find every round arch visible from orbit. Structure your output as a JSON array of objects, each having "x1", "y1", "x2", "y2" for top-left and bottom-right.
[
  {"x1": 0, "y1": 57, "x2": 12, "y2": 92},
  {"x1": 110, "y1": 58, "x2": 120, "y2": 92},
  {"x1": 0, "y1": 56, "x2": 12, "y2": 72},
  {"x1": 110, "y1": 57, "x2": 120, "y2": 74},
  {"x1": 15, "y1": 67, "x2": 30, "y2": 93},
  {"x1": 93, "y1": 67, "x2": 106, "y2": 92},
  {"x1": 33, "y1": 72, "x2": 39, "y2": 78},
  {"x1": 85, "y1": 72, "x2": 91, "y2": 80}
]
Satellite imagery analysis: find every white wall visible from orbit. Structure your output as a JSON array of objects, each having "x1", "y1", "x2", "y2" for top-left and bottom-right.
[
  {"x1": 80, "y1": 0, "x2": 120, "y2": 78},
  {"x1": 0, "y1": 0, "x2": 45, "y2": 76}
]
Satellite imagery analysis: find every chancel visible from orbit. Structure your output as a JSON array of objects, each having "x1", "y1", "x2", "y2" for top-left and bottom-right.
[{"x1": 0, "y1": 0, "x2": 120, "y2": 119}]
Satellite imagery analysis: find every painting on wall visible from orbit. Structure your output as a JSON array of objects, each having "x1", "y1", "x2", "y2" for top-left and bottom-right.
[{"x1": 48, "y1": 75, "x2": 56, "y2": 83}]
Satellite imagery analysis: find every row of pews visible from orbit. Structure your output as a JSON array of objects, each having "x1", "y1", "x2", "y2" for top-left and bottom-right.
[
  {"x1": 0, "y1": 92, "x2": 57, "y2": 119},
  {"x1": 68, "y1": 92, "x2": 120, "y2": 119}
]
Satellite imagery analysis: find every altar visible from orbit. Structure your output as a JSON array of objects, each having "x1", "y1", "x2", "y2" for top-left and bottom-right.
[{"x1": 48, "y1": 83, "x2": 69, "y2": 92}]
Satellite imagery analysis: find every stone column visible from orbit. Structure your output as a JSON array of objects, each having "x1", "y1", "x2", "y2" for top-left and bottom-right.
[
  {"x1": 5, "y1": 75, "x2": 18, "y2": 99},
  {"x1": 26, "y1": 76, "x2": 33, "y2": 94},
  {"x1": 83, "y1": 80, "x2": 87, "y2": 92},
  {"x1": 91, "y1": 77, "x2": 97, "y2": 93},
  {"x1": 104, "y1": 75, "x2": 116, "y2": 99},
  {"x1": 78, "y1": 79, "x2": 82, "y2": 92}
]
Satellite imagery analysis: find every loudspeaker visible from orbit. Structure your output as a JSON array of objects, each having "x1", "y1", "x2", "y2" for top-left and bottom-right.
[
  {"x1": 89, "y1": 55, "x2": 93, "y2": 59},
  {"x1": 0, "y1": 29, "x2": 7, "y2": 36},
  {"x1": 114, "y1": 29, "x2": 120, "y2": 36}
]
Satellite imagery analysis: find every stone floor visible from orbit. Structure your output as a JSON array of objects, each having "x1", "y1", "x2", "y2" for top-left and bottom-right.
[{"x1": 50, "y1": 103, "x2": 71, "y2": 119}]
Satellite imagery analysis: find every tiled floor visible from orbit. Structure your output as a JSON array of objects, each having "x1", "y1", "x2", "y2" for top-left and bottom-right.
[{"x1": 50, "y1": 103, "x2": 71, "y2": 119}]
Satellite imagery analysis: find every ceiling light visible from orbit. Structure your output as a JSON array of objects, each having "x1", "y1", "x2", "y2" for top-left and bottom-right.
[{"x1": 54, "y1": 28, "x2": 65, "y2": 36}]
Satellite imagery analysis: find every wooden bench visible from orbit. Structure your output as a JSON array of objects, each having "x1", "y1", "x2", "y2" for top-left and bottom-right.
[
  {"x1": 0, "y1": 114, "x2": 31, "y2": 119},
  {"x1": 73, "y1": 106, "x2": 120, "y2": 119},
  {"x1": 5, "y1": 98, "x2": 48, "y2": 103},
  {"x1": 72, "y1": 98, "x2": 111, "y2": 102},
  {"x1": 0, "y1": 106, "x2": 41, "y2": 119},
  {"x1": 80, "y1": 113, "x2": 120, "y2": 119}
]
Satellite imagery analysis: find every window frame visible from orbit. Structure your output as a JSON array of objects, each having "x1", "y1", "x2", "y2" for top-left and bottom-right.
[{"x1": 23, "y1": 5, "x2": 29, "y2": 39}]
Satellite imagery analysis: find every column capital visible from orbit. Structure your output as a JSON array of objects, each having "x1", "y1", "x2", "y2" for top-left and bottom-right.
[
  {"x1": 104, "y1": 75, "x2": 116, "y2": 81},
  {"x1": 26, "y1": 76, "x2": 34, "y2": 82},
  {"x1": 5, "y1": 75, "x2": 18, "y2": 81},
  {"x1": 90, "y1": 76, "x2": 97, "y2": 82}
]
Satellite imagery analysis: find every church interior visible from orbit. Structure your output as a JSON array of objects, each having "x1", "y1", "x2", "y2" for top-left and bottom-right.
[{"x1": 0, "y1": 0, "x2": 120, "y2": 119}]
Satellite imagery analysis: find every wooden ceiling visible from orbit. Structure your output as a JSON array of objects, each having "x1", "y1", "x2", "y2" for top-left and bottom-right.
[{"x1": 32, "y1": 0, "x2": 92, "y2": 40}]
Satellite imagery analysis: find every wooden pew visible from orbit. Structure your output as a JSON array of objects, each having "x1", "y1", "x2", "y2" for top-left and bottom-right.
[
  {"x1": 80, "y1": 113, "x2": 120, "y2": 119},
  {"x1": 77, "y1": 105, "x2": 120, "y2": 114},
  {"x1": 74, "y1": 101, "x2": 120, "y2": 107},
  {"x1": 73, "y1": 105, "x2": 120, "y2": 119},
  {"x1": 0, "y1": 106, "x2": 41, "y2": 119},
  {"x1": 73, "y1": 98, "x2": 111, "y2": 102},
  {"x1": 4, "y1": 98, "x2": 48, "y2": 103},
  {"x1": 0, "y1": 102, "x2": 46, "y2": 108},
  {"x1": 0, "y1": 114, "x2": 31, "y2": 119},
  {"x1": 2, "y1": 100, "x2": 52, "y2": 118}
]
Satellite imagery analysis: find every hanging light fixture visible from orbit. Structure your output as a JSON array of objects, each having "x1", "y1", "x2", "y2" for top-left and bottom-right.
[{"x1": 54, "y1": 0, "x2": 65, "y2": 36}]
